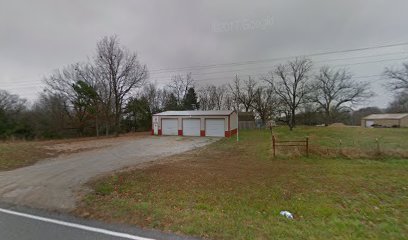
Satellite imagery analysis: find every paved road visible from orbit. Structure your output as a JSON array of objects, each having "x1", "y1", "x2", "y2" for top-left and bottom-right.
[
  {"x1": 0, "y1": 204, "x2": 198, "y2": 240},
  {"x1": 0, "y1": 136, "x2": 216, "y2": 211}
]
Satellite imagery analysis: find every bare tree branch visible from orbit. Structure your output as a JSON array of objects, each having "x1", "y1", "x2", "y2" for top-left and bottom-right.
[
  {"x1": 251, "y1": 85, "x2": 280, "y2": 123},
  {"x1": 167, "y1": 73, "x2": 194, "y2": 107},
  {"x1": 228, "y1": 75, "x2": 257, "y2": 112},
  {"x1": 312, "y1": 66, "x2": 373, "y2": 124},
  {"x1": 264, "y1": 58, "x2": 313, "y2": 130},
  {"x1": 95, "y1": 35, "x2": 149, "y2": 136},
  {"x1": 384, "y1": 62, "x2": 408, "y2": 91}
]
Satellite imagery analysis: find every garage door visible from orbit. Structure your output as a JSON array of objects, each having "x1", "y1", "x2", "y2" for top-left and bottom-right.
[
  {"x1": 366, "y1": 120, "x2": 374, "y2": 127},
  {"x1": 205, "y1": 119, "x2": 225, "y2": 137},
  {"x1": 183, "y1": 119, "x2": 200, "y2": 136},
  {"x1": 162, "y1": 119, "x2": 178, "y2": 135}
]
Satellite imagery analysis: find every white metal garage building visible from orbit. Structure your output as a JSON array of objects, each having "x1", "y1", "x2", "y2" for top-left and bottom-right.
[{"x1": 152, "y1": 110, "x2": 238, "y2": 137}]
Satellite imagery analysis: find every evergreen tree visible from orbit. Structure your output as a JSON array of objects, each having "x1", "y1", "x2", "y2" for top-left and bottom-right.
[
  {"x1": 124, "y1": 96, "x2": 151, "y2": 131},
  {"x1": 183, "y1": 87, "x2": 199, "y2": 110},
  {"x1": 72, "y1": 80, "x2": 100, "y2": 136}
]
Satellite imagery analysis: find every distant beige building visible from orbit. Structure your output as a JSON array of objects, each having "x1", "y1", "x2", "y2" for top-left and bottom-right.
[{"x1": 361, "y1": 113, "x2": 408, "y2": 128}]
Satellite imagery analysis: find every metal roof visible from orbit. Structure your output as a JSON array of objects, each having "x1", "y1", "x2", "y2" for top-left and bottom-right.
[
  {"x1": 153, "y1": 110, "x2": 234, "y2": 116},
  {"x1": 363, "y1": 113, "x2": 408, "y2": 120}
]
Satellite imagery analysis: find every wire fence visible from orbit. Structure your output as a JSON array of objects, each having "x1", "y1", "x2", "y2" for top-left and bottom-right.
[
  {"x1": 268, "y1": 131, "x2": 408, "y2": 159},
  {"x1": 272, "y1": 135, "x2": 309, "y2": 157}
]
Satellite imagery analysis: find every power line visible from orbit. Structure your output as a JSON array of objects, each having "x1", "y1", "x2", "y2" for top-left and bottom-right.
[
  {"x1": 321, "y1": 56, "x2": 408, "y2": 68},
  {"x1": 147, "y1": 54, "x2": 408, "y2": 79},
  {"x1": 148, "y1": 41, "x2": 408, "y2": 73},
  {"x1": 148, "y1": 74, "x2": 387, "y2": 87},
  {"x1": 4, "y1": 43, "x2": 408, "y2": 86},
  {"x1": 2, "y1": 42, "x2": 408, "y2": 89},
  {"x1": 149, "y1": 51, "x2": 408, "y2": 77},
  {"x1": 148, "y1": 57, "x2": 407, "y2": 83},
  {"x1": 3, "y1": 50, "x2": 403, "y2": 87},
  {"x1": 2, "y1": 56, "x2": 403, "y2": 89},
  {"x1": 13, "y1": 49, "x2": 402, "y2": 88}
]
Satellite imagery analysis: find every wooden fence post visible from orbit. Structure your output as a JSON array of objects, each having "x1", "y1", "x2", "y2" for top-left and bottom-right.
[
  {"x1": 375, "y1": 138, "x2": 380, "y2": 154},
  {"x1": 272, "y1": 135, "x2": 276, "y2": 158},
  {"x1": 339, "y1": 139, "x2": 342, "y2": 155},
  {"x1": 306, "y1": 137, "x2": 309, "y2": 157},
  {"x1": 273, "y1": 136, "x2": 310, "y2": 158}
]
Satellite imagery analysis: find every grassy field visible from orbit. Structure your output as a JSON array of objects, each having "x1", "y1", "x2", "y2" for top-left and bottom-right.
[
  {"x1": 76, "y1": 126, "x2": 408, "y2": 239},
  {"x1": 274, "y1": 126, "x2": 408, "y2": 152}
]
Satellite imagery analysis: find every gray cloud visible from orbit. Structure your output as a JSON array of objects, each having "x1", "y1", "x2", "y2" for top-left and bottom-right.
[{"x1": 1, "y1": 0, "x2": 408, "y2": 107}]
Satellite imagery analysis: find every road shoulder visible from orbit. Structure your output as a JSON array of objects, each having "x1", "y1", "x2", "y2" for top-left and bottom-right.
[{"x1": 0, "y1": 202, "x2": 200, "y2": 240}]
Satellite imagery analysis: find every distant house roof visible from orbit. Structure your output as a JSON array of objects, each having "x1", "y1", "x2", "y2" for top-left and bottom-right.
[
  {"x1": 153, "y1": 110, "x2": 234, "y2": 116},
  {"x1": 363, "y1": 113, "x2": 408, "y2": 120}
]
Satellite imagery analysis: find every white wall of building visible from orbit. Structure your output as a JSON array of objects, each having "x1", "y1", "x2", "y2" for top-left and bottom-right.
[{"x1": 152, "y1": 111, "x2": 237, "y2": 137}]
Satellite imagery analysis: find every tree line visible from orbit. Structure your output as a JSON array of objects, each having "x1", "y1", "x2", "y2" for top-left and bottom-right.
[{"x1": 1, "y1": 36, "x2": 407, "y2": 139}]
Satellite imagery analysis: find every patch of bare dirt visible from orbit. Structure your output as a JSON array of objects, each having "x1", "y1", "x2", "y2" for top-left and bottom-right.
[
  {"x1": 42, "y1": 132, "x2": 150, "y2": 155},
  {"x1": 0, "y1": 132, "x2": 150, "y2": 171},
  {"x1": 0, "y1": 135, "x2": 215, "y2": 211},
  {"x1": 328, "y1": 123, "x2": 347, "y2": 128}
]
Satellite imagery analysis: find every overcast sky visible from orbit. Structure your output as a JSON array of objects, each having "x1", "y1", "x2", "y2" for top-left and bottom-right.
[{"x1": 1, "y1": 0, "x2": 408, "y2": 108}]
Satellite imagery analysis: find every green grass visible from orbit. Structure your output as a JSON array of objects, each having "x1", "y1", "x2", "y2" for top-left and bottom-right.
[
  {"x1": 273, "y1": 126, "x2": 408, "y2": 150},
  {"x1": 77, "y1": 127, "x2": 408, "y2": 239}
]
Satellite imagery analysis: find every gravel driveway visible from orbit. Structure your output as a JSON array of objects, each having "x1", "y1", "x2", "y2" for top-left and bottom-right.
[{"x1": 0, "y1": 136, "x2": 216, "y2": 211}]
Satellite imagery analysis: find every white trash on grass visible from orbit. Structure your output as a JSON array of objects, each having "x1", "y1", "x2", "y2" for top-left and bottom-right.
[{"x1": 280, "y1": 211, "x2": 294, "y2": 219}]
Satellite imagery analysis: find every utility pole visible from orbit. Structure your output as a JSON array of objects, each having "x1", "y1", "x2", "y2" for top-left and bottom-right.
[{"x1": 236, "y1": 104, "x2": 239, "y2": 142}]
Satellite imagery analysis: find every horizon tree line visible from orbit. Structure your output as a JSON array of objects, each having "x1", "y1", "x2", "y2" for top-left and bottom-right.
[{"x1": 0, "y1": 35, "x2": 407, "y2": 139}]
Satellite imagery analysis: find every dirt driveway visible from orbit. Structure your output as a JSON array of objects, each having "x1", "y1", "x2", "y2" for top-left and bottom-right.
[{"x1": 0, "y1": 136, "x2": 216, "y2": 211}]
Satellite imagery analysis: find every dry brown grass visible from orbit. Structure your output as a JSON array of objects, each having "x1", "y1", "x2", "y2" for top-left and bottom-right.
[
  {"x1": 75, "y1": 129, "x2": 408, "y2": 239},
  {"x1": 307, "y1": 145, "x2": 408, "y2": 159},
  {"x1": 0, "y1": 141, "x2": 59, "y2": 171},
  {"x1": 0, "y1": 132, "x2": 150, "y2": 171}
]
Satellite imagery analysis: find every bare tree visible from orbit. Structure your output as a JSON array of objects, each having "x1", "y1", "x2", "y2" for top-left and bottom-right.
[
  {"x1": 223, "y1": 91, "x2": 234, "y2": 110},
  {"x1": 43, "y1": 63, "x2": 96, "y2": 136},
  {"x1": 350, "y1": 107, "x2": 382, "y2": 126},
  {"x1": 228, "y1": 75, "x2": 257, "y2": 112},
  {"x1": 198, "y1": 84, "x2": 227, "y2": 110},
  {"x1": 386, "y1": 91, "x2": 408, "y2": 113},
  {"x1": 43, "y1": 64, "x2": 81, "y2": 104},
  {"x1": 43, "y1": 62, "x2": 110, "y2": 136},
  {"x1": 168, "y1": 73, "x2": 194, "y2": 107},
  {"x1": 228, "y1": 75, "x2": 241, "y2": 110},
  {"x1": 95, "y1": 35, "x2": 149, "y2": 136},
  {"x1": 0, "y1": 90, "x2": 26, "y2": 114},
  {"x1": 142, "y1": 83, "x2": 163, "y2": 114},
  {"x1": 75, "y1": 64, "x2": 106, "y2": 137},
  {"x1": 384, "y1": 62, "x2": 408, "y2": 90},
  {"x1": 264, "y1": 58, "x2": 313, "y2": 130},
  {"x1": 197, "y1": 86, "x2": 213, "y2": 110},
  {"x1": 251, "y1": 85, "x2": 280, "y2": 123},
  {"x1": 30, "y1": 93, "x2": 71, "y2": 138},
  {"x1": 213, "y1": 85, "x2": 227, "y2": 110},
  {"x1": 312, "y1": 66, "x2": 373, "y2": 125}
]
